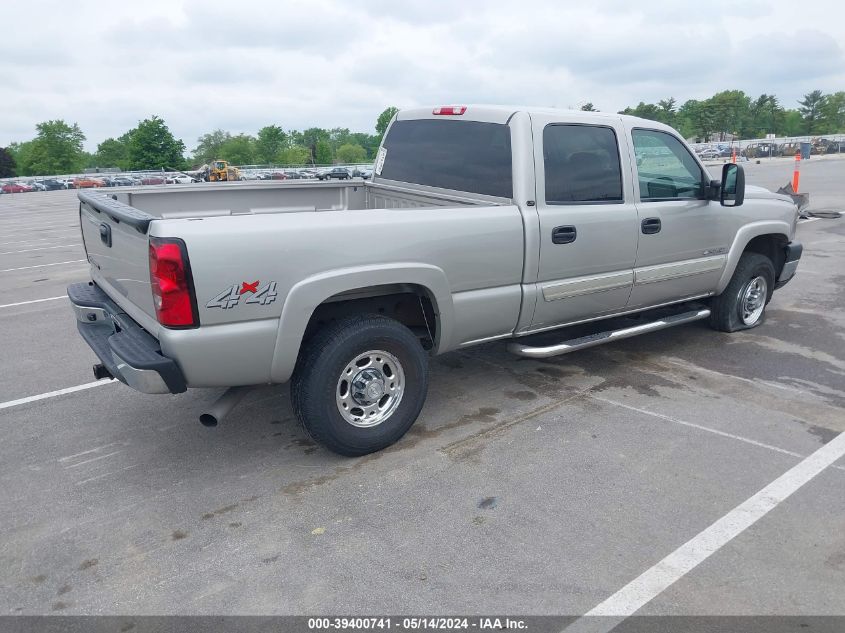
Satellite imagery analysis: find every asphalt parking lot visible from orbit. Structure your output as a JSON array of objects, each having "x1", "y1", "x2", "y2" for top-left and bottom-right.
[{"x1": 1, "y1": 158, "x2": 844, "y2": 620}]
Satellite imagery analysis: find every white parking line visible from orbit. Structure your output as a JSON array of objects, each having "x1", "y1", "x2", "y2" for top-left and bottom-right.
[
  {"x1": 0, "y1": 296, "x2": 67, "y2": 309},
  {"x1": 0, "y1": 259, "x2": 85, "y2": 272},
  {"x1": 592, "y1": 396, "x2": 807, "y2": 459},
  {"x1": 0, "y1": 379, "x2": 115, "y2": 412},
  {"x1": 76, "y1": 464, "x2": 140, "y2": 486},
  {"x1": 0, "y1": 227, "x2": 79, "y2": 236},
  {"x1": 64, "y1": 450, "x2": 123, "y2": 469},
  {"x1": 0, "y1": 224, "x2": 78, "y2": 233},
  {"x1": 594, "y1": 395, "x2": 845, "y2": 473},
  {"x1": 0, "y1": 238, "x2": 56, "y2": 246},
  {"x1": 580, "y1": 426, "x2": 845, "y2": 619},
  {"x1": 0, "y1": 244, "x2": 78, "y2": 255},
  {"x1": 59, "y1": 443, "x2": 118, "y2": 462}
]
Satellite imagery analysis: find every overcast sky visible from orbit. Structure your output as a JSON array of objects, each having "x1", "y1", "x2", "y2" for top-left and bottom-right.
[{"x1": 2, "y1": 0, "x2": 844, "y2": 152}]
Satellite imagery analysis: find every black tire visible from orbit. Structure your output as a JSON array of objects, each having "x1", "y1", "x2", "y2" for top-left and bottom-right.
[
  {"x1": 709, "y1": 252, "x2": 775, "y2": 332},
  {"x1": 291, "y1": 315, "x2": 429, "y2": 456}
]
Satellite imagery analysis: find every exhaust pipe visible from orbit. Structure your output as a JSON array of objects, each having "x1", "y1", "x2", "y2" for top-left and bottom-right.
[{"x1": 200, "y1": 386, "x2": 251, "y2": 427}]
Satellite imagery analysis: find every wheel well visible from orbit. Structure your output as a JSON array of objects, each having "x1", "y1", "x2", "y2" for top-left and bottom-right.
[
  {"x1": 743, "y1": 234, "x2": 787, "y2": 276},
  {"x1": 304, "y1": 284, "x2": 438, "y2": 351}
]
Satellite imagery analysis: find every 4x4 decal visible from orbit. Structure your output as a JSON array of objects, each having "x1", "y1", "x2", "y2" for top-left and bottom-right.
[{"x1": 206, "y1": 281, "x2": 278, "y2": 309}]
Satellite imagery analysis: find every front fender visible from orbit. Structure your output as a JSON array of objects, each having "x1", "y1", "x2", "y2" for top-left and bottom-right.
[
  {"x1": 269, "y1": 263, "x2": 453, "y2": 383},
  {"x1": 715, "y1": 221, "x2": 791, "y2": 294}
]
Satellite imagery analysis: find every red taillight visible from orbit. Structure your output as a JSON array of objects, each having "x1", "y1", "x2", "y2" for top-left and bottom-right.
[
  {"x1": 432, "y1": 106, "x2": 467, "y2": 116},
  {"x1": 149, "y1": 237, "x2": 198, "y2": 328}
]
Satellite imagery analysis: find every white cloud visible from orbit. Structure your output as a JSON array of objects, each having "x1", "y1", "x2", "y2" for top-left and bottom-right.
[{"x1": 2, "y1": 0, "x2": 843, "y2": 151}]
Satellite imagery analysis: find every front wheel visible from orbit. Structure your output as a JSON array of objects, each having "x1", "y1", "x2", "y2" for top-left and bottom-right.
[
  {"x1": 291, "y1": 315, "x2": 429, "y2": 456},
  {"x1": 709, "y1": 252, "x2": 775, "y2": 332}
]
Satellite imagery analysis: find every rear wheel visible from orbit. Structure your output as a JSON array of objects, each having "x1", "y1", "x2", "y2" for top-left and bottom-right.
[
  {"x1": 709, "y1": 252, "x2": 775, "y2": 332},
  {"x1": 291, "y1": 315, "x2": 429, "y2": 456}
]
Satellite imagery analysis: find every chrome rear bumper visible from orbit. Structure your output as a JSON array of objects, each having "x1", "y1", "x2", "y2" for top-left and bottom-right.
[{"x1": 68, "y1": 282, "x2": 186, "y2": 394}]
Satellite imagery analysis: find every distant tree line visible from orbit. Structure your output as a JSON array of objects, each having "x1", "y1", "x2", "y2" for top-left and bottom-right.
[
  {"x1": 3, "y1": 107, "x2": 400, "y2": 177},
  {"x1": 613, "y1": 89, "x2": 845, "y2": 142},
  {"x1": 9, "y1": 93, "x2": 839, "y2": 178}
]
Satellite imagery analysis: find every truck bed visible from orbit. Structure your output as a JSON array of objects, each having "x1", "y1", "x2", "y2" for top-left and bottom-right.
[
  {"x1": 76, "y1": 180, "x2": 521, "y2": 373},
  {"x1": 93, "y1": 179, "x2": 493, "y2": 222}
]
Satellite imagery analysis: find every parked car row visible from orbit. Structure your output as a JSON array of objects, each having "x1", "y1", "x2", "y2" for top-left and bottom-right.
[
  {"x1": 693, "y1": 144, "x2": 735, "y2": 160},
  {"x1": 239, "y1": 166, "x2": 373, "y2": 181},
  {"x1": 1, "y1": 166, "x2": 376, "y2": 193},
  {"x1": 692, "y1": 137, "x2": 844, "y2": 161}
]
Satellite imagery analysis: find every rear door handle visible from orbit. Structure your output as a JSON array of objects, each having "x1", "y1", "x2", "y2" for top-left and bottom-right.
[
  {"x1": 552, "y1": 225, "x2": 577, "y2": 244},
  {"x1": 641, "y1": 218, "x2": 661, "y2": 234}
]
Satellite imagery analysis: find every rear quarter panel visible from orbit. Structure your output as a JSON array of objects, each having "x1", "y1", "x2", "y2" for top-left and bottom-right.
[{"x1": 153, "y1": 205, "x2": 524, "y2": 386}]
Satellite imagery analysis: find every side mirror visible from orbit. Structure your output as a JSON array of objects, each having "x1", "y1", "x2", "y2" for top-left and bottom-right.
[{"x1": 720, "y1": 163, "x2": 745, "y2": 207}]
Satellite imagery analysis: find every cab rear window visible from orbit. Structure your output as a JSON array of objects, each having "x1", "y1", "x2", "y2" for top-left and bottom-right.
[{"x1": 379, "y1": 119, "x2": 513, "y2": 198}]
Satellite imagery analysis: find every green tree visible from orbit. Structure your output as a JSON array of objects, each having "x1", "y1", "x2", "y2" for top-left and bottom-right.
[
  {"x1": 677, "y1": 99, "x2": 714, "y2": 141},
  {"x1": 295, "y1": 127, "x2": 327, "y2": 165},
  {"x1": 19, "y1": 120, "x2": 86, "y2": 175},
  {"x1": 748, "y1": 94, "x2": 784, "y2": 137},
  {"x1": 81, "y1": 151, "x2": 99, "y2": 169},
  {"x1": 328, "y1": 127, "x2": 352, "y2": 151},
  {"x1": 580, "y1": 102, "x2": 597, "y2": 112},
  {"x1": 96, "y1": 136, "x2": 130, "y2": 169},
  {"x1": 278, "y1": 145, "x2": 311, "y2": 165},
  {"x1": 798, "y1": 90, "x2": 827, "y2": 134},
  {"x1": 619, "y1": 102, "x2": 661, "y2": 121},
  {"x1": 706, "y1": 90, "x2": 751, "y2": 139},
  {"x1": 286, "y1": 129, "x2": 304, "y2": 147},
  {"x1": 255, "y1": 125, "x2": 288, "y2": 164},
  {"x1": 301, "y1": 127, "x2": 329, "y2": 147},
  {"x1": 821, "y1": 91, "x2": 845, "y2": 132},
  {"x1": 7, "y1": 142, "x2": 34, "y2": 176},
  {"x1": 782, "y1": 110, "x2": 804, "y2": 136},
  {"x1": 348, "y1": 131, "x2": 380, "y2": 158},
  {"x1": 218, "y1": 134, "x2": 256, "y2": 165},
  {"x1": 376, "y1": 106, "x2": 399, "y2": 138},
  {"x1": 336, "y1": 143, "x2": 367, "y2": 164},
  {"x1": 656, "y1": 98, "x2": 677, "y2": 126},
  {"x1": 127, "y1": 116, "x2": 186, "y2": 170},
  {"x1": 314, "y1": 139, "x2": 332, "y2": 165},
  {"x1": 0, "y1": 147, "x2": 16, "y2": 177},
  {"x1": 193, "y1": 129, "x2": 231, "y2": 164}
]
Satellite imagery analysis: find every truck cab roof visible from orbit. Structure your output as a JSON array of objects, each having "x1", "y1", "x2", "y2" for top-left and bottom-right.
[{"x1": 395, "y1": 104, "x2": 677, "y2": 135}]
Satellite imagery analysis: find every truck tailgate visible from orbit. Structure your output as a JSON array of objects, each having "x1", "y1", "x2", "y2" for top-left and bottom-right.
[{"x1": 79, "y1": 191, "x2": 157, "y2": 321}]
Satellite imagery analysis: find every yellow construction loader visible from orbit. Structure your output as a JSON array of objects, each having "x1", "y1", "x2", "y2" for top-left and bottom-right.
[{"x1": 203, "y1": 160, "x2": 241, "y2": 182}]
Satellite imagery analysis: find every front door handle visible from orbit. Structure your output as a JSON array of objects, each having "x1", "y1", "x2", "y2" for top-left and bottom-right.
[
  {"x1": 641, "y1": 218, "x2": 661, "y2": 234},
  {"x1": 552, "y1": 225, "x2": 577, "y2": 244}
]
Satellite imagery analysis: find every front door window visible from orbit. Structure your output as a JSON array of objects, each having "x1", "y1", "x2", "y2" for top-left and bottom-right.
[{"x1": 632, "y1": 129, "x2": 706, "y2": 201}]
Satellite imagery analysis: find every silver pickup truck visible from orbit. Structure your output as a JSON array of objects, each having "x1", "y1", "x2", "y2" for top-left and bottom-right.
[{"x1": 68, "y1": 105, "x2": 802, "y2": 455}]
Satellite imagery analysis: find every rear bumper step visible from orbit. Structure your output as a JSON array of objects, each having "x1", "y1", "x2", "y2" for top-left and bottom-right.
[
  {"x1": 507, "y1": 308, "x2": 711, "y2": 359},
  {"x1": 67, "y1": 282, "x2": 187, "y2": 394}
]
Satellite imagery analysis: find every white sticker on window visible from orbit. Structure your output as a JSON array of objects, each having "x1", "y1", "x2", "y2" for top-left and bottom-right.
[{"x1": 375, "y1": 147, "x2": 387, "y2": 176}]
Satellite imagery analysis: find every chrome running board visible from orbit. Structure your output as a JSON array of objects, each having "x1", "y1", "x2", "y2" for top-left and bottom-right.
[{"x1": 507, "y1": 308, "x2": 711, "y2": 359}]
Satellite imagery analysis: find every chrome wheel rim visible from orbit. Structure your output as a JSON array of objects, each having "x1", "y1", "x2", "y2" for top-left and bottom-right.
[
  {"x1": 336, "y1": 350, "x2": 404, "y2": 428},
  {"x1": 740, "y1": 275, "x2": 767, "y2": 325}
]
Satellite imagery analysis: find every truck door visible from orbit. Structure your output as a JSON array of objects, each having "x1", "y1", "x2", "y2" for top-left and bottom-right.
[
  {"x1": 623, "y1": 126, "x2": 733, "y2": 309},
  {"x1": 528, "y1": 115, "x2": 639, "y2": 329}
]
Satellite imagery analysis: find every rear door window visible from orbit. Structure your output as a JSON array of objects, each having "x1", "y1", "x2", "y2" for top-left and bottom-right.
[
  {"x1": 379, "y1": 119, "x2": 513, "y2": 198},
  {"x1": 543, "y1": 124, "x2": 623, "y2": 204}
]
